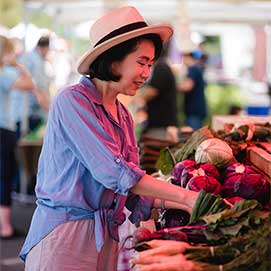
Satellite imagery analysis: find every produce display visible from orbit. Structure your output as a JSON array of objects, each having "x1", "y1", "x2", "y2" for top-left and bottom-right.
[
  {"x1": 130, "y1": 191, "x2": 270, "y2": 271},
  {"x1": 131, "y1": 122, "x2": 271, "y2": 271}
]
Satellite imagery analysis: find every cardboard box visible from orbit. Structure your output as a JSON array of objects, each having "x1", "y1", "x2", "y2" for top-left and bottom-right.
[{"x1": 212, "y1": 115, "x2": 271, "y2": 131}]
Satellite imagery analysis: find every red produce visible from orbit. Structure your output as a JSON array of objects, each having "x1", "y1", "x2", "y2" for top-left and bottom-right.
[
  {"x1": 180, "y1": 166, "x2": 201, "y2": 188},
  {"x1": 186, "y1": 175, "x2": 222, "y2": 195},
  {"x1": 226, "y1": 196, "x2": 245, "y2": 205},
  {"x1": 199, "y1": 163, "x2": 221, "y2": 181},
  {"x1": 180, "y1": 163, "x2": 221, "y2": 188},
  {"x1": 171, "y1": 160, "x2": 196, "y2": 186},
  {"x1": 223, "y1": 163, "x2": 270, "y2": 204}
]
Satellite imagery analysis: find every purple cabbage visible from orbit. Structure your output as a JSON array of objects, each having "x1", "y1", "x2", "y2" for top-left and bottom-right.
[
  {"x1": 223, "y1": 163, "x2": 270, "y2": 204},
  {"x1": 171, "y1": 160, "x2": 196, "y2": 186}
]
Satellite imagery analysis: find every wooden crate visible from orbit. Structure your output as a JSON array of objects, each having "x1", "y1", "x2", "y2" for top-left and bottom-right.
[
  {"x1": 247, "y1": 145, "x2": 271, "y2": 180},
  {"x1": 212, "y1": 115, "x2": 271, "y2": 131}
]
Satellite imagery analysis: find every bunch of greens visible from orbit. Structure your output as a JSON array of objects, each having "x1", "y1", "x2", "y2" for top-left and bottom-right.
[
  {"x1": 185, "y1": 191, "x2": 270, "y2": 270},
  {"x1": 185, "y1": 214, "x2": 270, "y2": 271},
  {"x1": 189, "y1": 190, "x2": 229, "y2": 225},
  {"x1": 131, "y1": 191, "x2": 270, "y2": 271}
]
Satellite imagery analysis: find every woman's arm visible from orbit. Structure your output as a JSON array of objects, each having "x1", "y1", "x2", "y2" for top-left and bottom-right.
[
  {"x1": 130, "y1": 174, "x2": 198, "y2": 212},
  {"x1": 153, "y1": 198, "x2": 192, "y2": 213}
]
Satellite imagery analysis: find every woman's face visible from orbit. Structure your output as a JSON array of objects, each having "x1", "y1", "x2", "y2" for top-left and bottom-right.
[{"x1": 112, "y1": 39, "x2": 155, "y2": 96}]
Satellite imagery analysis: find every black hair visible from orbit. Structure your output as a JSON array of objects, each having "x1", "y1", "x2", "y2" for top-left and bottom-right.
[
  {"x1": 88, "y1": 33, "x2": 163, "y2": 81},
  {"x1": 37, "y1": 36, "x2": 50, "y2": 47}
]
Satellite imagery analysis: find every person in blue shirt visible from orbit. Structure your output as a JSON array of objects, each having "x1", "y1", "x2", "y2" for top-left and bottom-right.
[
  {"x1": 20, "y1": 7, "x2": 199, "y2": 271},
  {"x1": 0, "y1": 35, "x2": 35, "y2": 239},
  {"x1": 179, "y1": 48, "x2": 207, "y2": 130}
]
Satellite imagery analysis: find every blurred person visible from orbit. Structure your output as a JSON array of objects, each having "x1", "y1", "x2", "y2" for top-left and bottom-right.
[
  {"x1": 8, "y1": 37, "x2": 27, "y2": 194},
  {"x1": 141, "y1": 40, "x2": 179, "y2": 142},
  {"x1": 21, "y1": 35, "x2": 51, "y2": 132},
  {"x1": 9, "y1": 37, "x2": 28, "y2": 138},
  {"x1": 198, "y1": 41, "x2": 209, "y2": 73},
  {"x1": 52, "y1": 37, "x2": 73, "y2": 89},
  {"x1": 19, "y1": 6, "x2": 198, "y2": 271},
  {"x1": 178, "y1": 47, "x2": 207, "y2": 130},
  {"x1": 0, "y1": 35, "x2": 35, "y2": 238}
]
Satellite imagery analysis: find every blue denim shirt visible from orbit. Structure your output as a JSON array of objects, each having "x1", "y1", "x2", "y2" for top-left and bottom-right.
[{"x1": 20, "y1": 76, "x2": 153, "y2": 261}]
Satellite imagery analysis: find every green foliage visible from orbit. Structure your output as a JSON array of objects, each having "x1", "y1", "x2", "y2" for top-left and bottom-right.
[
  {"x1": 205, "y1": 83, "x2": 244, "y2": 124},
  {"x1": 177, "y1": 83, "x2": 244, "y2": 127},
  {"x1": 28, "y1": 12, "x2": 52, "y2": 29},
  {"x1": 155, "y1": 148, "x2": 175, "y2": 175},
  {"x1": 0, "y1": 0, "x2": 23, "y2": 28},
  {"x1": 0, "y1": 0, "x2": 52, "y2": 29}
]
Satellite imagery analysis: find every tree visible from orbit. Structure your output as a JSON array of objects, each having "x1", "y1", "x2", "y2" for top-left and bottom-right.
[{"x1": 0, "y1": 0, "x2": 23, "y2": 28}]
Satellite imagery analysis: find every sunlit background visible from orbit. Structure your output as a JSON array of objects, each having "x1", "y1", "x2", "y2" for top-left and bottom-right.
[{"x1": 1, "y1": 0, "x2": 270, "y2": 121}]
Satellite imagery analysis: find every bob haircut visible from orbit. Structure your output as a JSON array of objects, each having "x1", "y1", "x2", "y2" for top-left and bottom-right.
[{"x1": 88, "y1": 33, "x2": 163, "y2": 81}]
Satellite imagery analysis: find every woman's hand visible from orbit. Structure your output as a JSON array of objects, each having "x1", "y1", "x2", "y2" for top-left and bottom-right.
[{"x1": 130, "y1": 240, "x2": 201, "y2": 271}]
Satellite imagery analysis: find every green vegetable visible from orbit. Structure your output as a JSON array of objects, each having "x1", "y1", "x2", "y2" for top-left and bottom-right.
[
  {"x1": 174, "y1": 126, "x2": 214, "y2": 162},
  {"x1": 155, "y1": 147, "x2": 176, "y2": 175},
  {"x1": 185, "y1": 214, "x2": 270, "y2": 271},
  {"x1": 189, "y1": 190, "x2": 229, "y2": 224}
]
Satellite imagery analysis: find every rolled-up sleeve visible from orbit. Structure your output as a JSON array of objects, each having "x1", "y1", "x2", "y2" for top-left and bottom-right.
[
  {"x1": 125, "y1": 193, "x2": 154, "y2": 223},
  {"x1": 52, "y1": 89, "x2": 145, "y2": 195}
]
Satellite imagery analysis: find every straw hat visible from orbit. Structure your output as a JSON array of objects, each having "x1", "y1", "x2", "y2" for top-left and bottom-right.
[{"x1": 77, "y1": 6, "x2": 173, "y2": 75}]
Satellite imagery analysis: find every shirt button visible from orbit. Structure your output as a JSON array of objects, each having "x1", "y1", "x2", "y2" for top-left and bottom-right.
[{"x1": 115, "y1": 158, "x2": 121, "y2": 163}]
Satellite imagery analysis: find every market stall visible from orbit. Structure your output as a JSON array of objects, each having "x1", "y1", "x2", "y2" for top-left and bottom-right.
[{"x1": 130, "y1": 116, "x2": 271, "y2": 271}]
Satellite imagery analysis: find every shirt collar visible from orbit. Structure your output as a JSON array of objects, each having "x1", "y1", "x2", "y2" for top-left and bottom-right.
[
  {"x1": 79, "y1": 76, "x2": 103, "y2": 105},
  {"x1": 78, "y1": 76, "x2": 129, "y2": 120}
]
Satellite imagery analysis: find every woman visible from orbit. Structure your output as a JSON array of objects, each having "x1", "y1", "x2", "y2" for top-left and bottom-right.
[
  {"x1": 0, "y1": 35, "x2": 35, "y2": 238},
  {"x1": 20, "y1": 6, "x2": 198, "y2": 271}
]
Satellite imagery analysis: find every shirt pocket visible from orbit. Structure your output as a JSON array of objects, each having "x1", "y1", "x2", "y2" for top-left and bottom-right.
[{"x1": 125, "y1": 145, "x2": 140, "y2": 165}]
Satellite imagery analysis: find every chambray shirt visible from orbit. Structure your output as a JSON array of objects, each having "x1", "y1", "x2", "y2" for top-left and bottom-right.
[
  {"x1": 20, "y1": 76, "x2": 153, "y2": 261},
  {"x1": 0, "y1": 65, "x2": 19, "y2": 131}
]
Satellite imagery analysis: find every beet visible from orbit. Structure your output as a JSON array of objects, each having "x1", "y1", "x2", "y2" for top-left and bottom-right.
[
  {"x1": 199, "y1": 163, "x2": 221, "y2": 181},
  {"x1": 132, "y1": 227, "x2": 152, "y2": 244},
  {"x1": 186, "y1": 175, "x2": 222, "y2": 195}
]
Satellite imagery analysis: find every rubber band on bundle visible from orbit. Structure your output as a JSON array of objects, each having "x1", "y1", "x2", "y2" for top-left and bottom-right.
[{"x1": 209, "y1": 246, "x2": 214, "y2": 257}]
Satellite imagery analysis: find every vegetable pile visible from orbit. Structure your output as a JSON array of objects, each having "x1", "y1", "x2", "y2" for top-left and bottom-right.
[
  {"x1": 135, "y1": 125, "x2": 271, "y2": 270},
  {"x1": 130, "y1": 191, "x2": 270, "y2": 271},
  {"x1": 156, "y1": 126, "x2": 270, "y2": 216}
]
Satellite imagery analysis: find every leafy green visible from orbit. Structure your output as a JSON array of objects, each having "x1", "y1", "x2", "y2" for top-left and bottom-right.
[
  {"x1": 174, "y1": 126, "x2": 214, "y2": 162},
  {"x1": 155, "y1": 147, "x2": 175, "y2": 175},
  {"x1": 189, "y1": 190, "x2": 229, "y2": 224}
]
